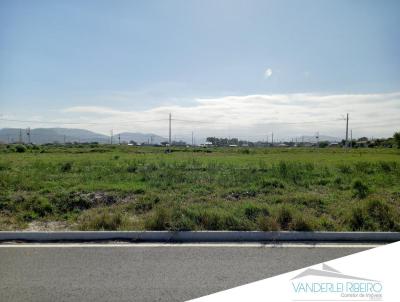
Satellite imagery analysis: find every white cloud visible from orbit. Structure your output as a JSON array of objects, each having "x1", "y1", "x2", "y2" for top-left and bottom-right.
[
  {"x1": 60, "y1": 92, "x2": 400, "y2": 141},
  {"x1": 264, "y1": 68, "x2": 273, "y2": 78}
]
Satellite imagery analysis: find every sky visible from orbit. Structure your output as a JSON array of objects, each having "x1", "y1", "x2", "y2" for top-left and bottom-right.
[{"x1": 0, "y1": 0, "x2": 399, "y2": 141}]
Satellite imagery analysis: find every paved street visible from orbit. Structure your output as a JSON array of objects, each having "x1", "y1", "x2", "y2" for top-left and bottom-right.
[{"x1": 0, "y1": 243, "x2": 376, "y2": 302}]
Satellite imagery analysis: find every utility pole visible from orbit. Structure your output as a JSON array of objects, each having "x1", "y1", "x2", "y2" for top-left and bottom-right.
[
  {"x1": 26, "y1": 127, "x2": 31, "y2": 144},
  {"x1": 271, "y1": 132, "x2": 274, "y2": 146},
  {"x1": 19, "y1": 129, "x2": 22, "y2": 143},
  {"x1": 316, "y1": 132, "x2": 319, "y2": 148},
  {"x1": 350, "y1": 129, "x2": 353, "y2": 149},
  {"x1": 168, "y1": 113, "x2": 172, "y2": 146},
  {"x1": 118, "y1": 134, "x2": 121, "y2": 145},
  {"x1": 191, "y1": 131, "x2": 194, "y2": 147},
  {"x1": 346, "y1": 113, "x2": 349, "y2": 147},
  {"x1": 110, "y1": 129, "x2": 113, "y2": 145}
]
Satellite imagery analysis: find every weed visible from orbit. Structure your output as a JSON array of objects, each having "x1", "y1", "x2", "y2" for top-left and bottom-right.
[
  {"x1": 60, "y1": 162, "x2": 73, "y2": 172},
  {"x1": 78, "y1": 209, "x2": 127, "y2": 230},
  {"x1": 277, "y1": 205, "x2": 293, "y2": 229},
  {"x1": 352, "y1": 179, "x2": 369, "y2": 199}
]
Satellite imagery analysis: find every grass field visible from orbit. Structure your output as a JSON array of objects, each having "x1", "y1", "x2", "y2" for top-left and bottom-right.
[{"x1": 1, "y1": 144, "x2": 399, "y2": 231}]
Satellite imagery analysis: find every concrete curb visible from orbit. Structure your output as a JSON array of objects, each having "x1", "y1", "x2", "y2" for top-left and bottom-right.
[{"x1": 1, "y1": 231, "x2": 400, "y2": 242}]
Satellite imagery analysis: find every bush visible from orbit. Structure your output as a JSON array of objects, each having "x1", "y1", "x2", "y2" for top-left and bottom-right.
[
  {"x1": 352, "y1": 179, "x2": 369, "y2": 199},
  {"x1": 51, "y1": 192, "x2": 91, "y2": 213},
  {"x1": 15, "y1": 145, "x2": 26, "y2": 153},
  {"x1": 349, "y1": 206, "x2": 367, "y2": 230},
  {"x1": 348, "y1": 200, "x2": 398, "y2": 231},
  {"x1": 243, "y1": 204, "x2": 268, "y2": 221},
  {"x1": 78, "y1": 210, "x2": 127, "y2": 230},
  {"x1": 145, "y1": 207, "x2": 171, "y2": 230},
  {"x1": 257, "y1": 216, "x2": 279, "y2": 231},
  {"x1": 291, "y1": 216, "x2": 313, "y2": 231},
  {"x1": 134, "y1": 195, "x2": 159, "y2": 213},
  {"x1": 192, "y1": 210, "x2": 244, "y2": 230},
  {"x1": 365, "y1": 200, "x2": 395, "y2": 230},
  {"x1": 277, "y1": 206, "x2": 293, "y2": 229},
  {"x1": 126, "y1": 165, "x2": 137, "y2": 173},
  {"x1": 20, "y1": 195, "x2": 53, "y2": 220},
  {"x1": 60, "y1": 162, "x2": 73, "y2": 172},
  {"x1": 338, "y1": 164, "x2": 352, "y2": 174}
]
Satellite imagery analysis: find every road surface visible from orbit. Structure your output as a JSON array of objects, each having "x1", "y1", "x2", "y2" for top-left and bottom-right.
[{"x1": 0, "y1": 243, "x2": 376, "y2": 302}]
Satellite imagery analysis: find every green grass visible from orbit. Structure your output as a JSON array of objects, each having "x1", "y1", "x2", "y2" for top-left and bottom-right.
[{"x1": 0, "y1": 144, "x2": 399, "y2": 231}]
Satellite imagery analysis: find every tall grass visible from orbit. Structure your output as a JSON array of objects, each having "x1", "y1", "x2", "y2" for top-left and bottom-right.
[{"x1": 0, "y1": 145, "x2": 399, "y2": 230}]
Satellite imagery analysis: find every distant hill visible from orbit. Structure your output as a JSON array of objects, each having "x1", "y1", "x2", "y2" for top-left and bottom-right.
[{"x1": 0, "y1": 128, "x2": 166, "y2": 145}]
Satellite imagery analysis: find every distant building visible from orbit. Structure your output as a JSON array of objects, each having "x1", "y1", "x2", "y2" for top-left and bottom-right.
[{"x1": 356, "y1": 141, "x2": 368, "y2": 148}]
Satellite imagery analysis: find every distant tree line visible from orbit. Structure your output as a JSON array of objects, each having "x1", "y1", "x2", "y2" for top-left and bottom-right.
[{"x1": 205, "y1": 131, "x2": 400, "y2": 148}]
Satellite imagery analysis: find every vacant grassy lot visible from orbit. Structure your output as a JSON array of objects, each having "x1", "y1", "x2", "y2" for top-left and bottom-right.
[{"x1": 1, "y1": 144, "x2": 399, "y2": 231}]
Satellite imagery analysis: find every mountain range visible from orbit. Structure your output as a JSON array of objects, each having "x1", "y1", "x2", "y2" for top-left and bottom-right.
[
  {"x1": 0, "y1": 128, "x2": 167, "y2": 145},
  {"x1": 0, "y1": 127, "x2": 341, "y2": 145}
]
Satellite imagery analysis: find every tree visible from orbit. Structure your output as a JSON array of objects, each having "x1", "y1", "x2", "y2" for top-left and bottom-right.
[{"x1": 394, "y1": 132, "x2": 400, "y2": 149}]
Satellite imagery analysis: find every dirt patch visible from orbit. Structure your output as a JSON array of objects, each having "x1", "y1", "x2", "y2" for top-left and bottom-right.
[{"x1": 25, "y1": 221, "x2": 72, "y2": 231}]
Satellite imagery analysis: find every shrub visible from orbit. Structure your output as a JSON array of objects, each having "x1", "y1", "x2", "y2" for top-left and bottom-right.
[
  {"x1": 278, "y1": 161, "x2": 288, "y2": 178},
  {"x1": 354, "y1": 162, "x2": 375, "y2": 174},
  {"x1": 277, "y1": 206, "x2": 293, "y2": 229},
  {"x1": 126, "y1": 165, "x2": 137, "y2": 173},
  {"x1": 316, "y1": 178, "x2": 330, "y2": 186},
  {"x1": 349, "y1": 206, "x2": 367, "y2": 230},
  {"x1": 78, "y1": 210, "x2": 127, "y2": 230},
  {"x1": 333, "y1": 176, "x2": 343, "y2": 185},
  {"x1": 51, "y1": 192, "x2": 91, "y2": 213},
  {"x1": 60, "y1": 162, "x2": 73, "y2": 172},
  {"x1": 15, "y1": 145, "x2": 26, "y2": 153},
  {"x1": 352, "y1": 179, "x2": 369, "y2": 199},
  {"x1": 291, "y1": 216, "x2": 313, "y2": 231},
  {"x1": 348, "y1": 200, "x2": 399, "y2": 231},
  {"x1": 134, "y1": 195, "x2": 159, "y2": 213},
  {"x1": 338, "y1": 164, "x2": 352, "y2": 174},
  {"x1": 257, "y1": 216, "x2": 279, "y2": 231},
  {"x1": 243, "y1": 204, "x2": 268, "y2": 221},
  {"x1": 378, "y1": 161, "x2": 396, "y2": 173},
  {"x1": 145, "y1": 207, "x2": 171, "y2": 230},
  {"x1": 133, "y1": 188, "x2": 145, "y2": 194},
  {"x1": 20, "y1": 195, "x2": 53, "y2": 220},
  {"x1": 365, "y1": 200, "x2": 395, "y2": 230}
]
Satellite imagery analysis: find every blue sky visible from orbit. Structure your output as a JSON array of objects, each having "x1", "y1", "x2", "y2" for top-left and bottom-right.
[{"x1": 0, "y1": 0, "x2": 399, "y2": 140}]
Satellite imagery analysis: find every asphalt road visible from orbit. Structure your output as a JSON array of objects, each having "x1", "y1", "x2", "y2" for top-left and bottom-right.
[{"x1": 0, "y1": 243, "x2": 375, "y2": 302}]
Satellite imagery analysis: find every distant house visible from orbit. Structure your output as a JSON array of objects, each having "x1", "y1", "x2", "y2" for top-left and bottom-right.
[
  {"x1": 356, "y1": 141, "x2": 368, "y2": 148},
  {"x1": 229, "y1": 144, "x2": 238, "y2": 147},
  {"x1": 329, "y1": 142, "x2": 340, "y2": 147}
]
